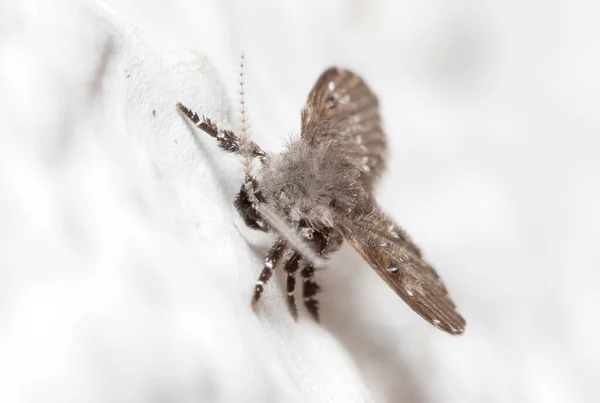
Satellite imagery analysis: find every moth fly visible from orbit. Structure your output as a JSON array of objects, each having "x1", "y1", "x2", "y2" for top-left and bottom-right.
[{"x1": 176, "y1": 58, "x2": 466, "y2": 335}]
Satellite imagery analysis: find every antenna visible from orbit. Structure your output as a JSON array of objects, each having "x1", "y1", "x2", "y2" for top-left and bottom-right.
[{"x1": 238, "y1": 53, "x2": 252, "y2": 177}]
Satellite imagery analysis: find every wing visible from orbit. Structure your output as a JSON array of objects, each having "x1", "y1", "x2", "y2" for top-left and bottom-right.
[
  {"x1": 301, "y1": 67, "x2": 386, "y2": 190},
  {"x1": 337, "y1": 203, "x2": 466, "y2": 335}
]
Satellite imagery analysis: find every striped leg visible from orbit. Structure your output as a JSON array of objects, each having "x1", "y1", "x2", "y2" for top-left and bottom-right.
[
  {"x1": 298, "y1": 227, "x2": 343, "y2": 321},
  {"x1": 233, "y1": 176, "x2": 269, "y2": 232},
  {"x1": 301, "y1": 263, "x2": 320, "y2": 321},
  {"x1": 176, "y1": 103, "x2": 265, "y2": 159},
  {"x1": 251, "y1": 238, "x2": 287, "y2": 306},
  {"x1": 282, "y1": 252, "x2": 301, "y2": 320}
]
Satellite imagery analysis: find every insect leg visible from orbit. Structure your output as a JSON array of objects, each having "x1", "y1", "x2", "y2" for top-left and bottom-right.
[
  {"x1": 251, "y1": 238, "x2": 288, "y2": 306},
  {"x1": 299, "y1": 228, "x2": 343, "y2": 321},
  {"x1": 301, "y1": 262, "x2": 320, "y2": 321},
  {"x1": 233, "y1": 177, "x2": 268, "y2": 232},
  {"x1": 282, "y1": 252, "x2": 301, "y2": 320},
  {"x1": 176, "y1": 102, "x2": 266, "y2": 159}
]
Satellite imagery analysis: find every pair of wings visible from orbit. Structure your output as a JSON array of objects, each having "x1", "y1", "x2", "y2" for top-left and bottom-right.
[{"x1": 301, "y1": 68, "x2": 466, "y2": 335}]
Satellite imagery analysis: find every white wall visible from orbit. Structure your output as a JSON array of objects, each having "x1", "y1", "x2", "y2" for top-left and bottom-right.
[{"x1": 1, "y1": 1, "x2": 598, "y2": 402}]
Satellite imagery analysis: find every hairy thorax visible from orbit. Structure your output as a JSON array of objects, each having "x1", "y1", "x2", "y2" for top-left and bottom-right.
[{"x1": 257, "y1": 139, "x2": 366, "y2": 229}]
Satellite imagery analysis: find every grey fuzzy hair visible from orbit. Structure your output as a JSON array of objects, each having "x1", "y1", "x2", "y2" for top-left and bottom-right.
[{"x1": 257, "y1": 138, "x2": 367, "y2": 229}]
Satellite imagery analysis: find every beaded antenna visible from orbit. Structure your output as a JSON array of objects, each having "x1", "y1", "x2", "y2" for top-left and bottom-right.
[{"x1": 176, "y1": 59, "x2": 466, "y2": 335}]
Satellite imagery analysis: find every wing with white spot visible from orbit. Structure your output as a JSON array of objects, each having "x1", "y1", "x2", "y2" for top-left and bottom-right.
[
  {"x1": 301, "y1": 67, "x2": 386, "y2": 190},
  {"x1": 337, "y1": 203, "x2": 466, "y2": 335}
]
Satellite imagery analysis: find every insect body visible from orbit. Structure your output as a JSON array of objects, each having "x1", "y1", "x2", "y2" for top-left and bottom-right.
[{"x1": 177, "y1": 67, "x2": 466, "y2": 335}]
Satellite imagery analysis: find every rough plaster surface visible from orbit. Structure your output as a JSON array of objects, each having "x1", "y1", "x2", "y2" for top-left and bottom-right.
[{"x1": 1, "y1": 1, "x2": 598, "y2": 402}]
